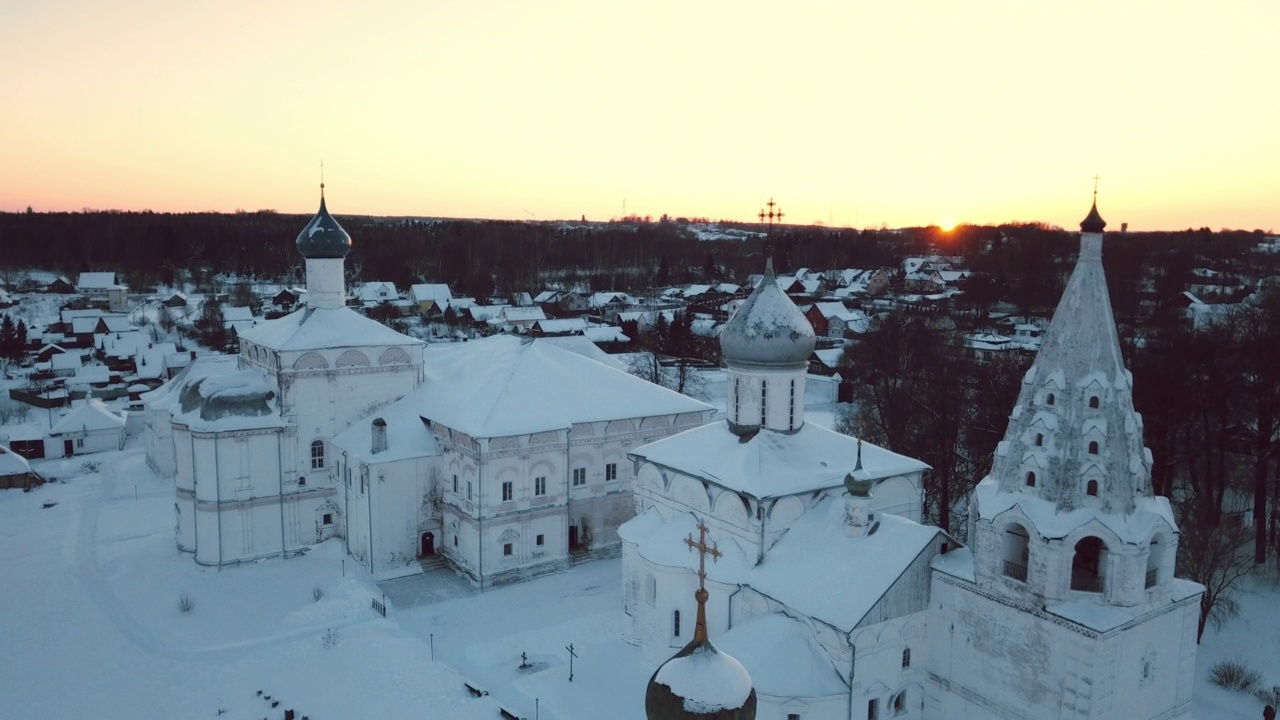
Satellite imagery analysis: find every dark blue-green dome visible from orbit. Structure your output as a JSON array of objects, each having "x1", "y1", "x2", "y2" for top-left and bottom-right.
[
  {"x1": 296, "y1": 194, "x2": 352, "y2": 259},
  {"x1": 1080, "y1": 201, "x2": 1106, "y2": 234}
]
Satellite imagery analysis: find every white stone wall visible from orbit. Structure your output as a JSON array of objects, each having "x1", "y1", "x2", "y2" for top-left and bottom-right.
[{"x1": 927, "y1": 574, "x2": 1198, "y2": 720}]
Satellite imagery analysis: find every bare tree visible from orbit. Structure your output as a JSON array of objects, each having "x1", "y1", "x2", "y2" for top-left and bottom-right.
[{"x1": 1176, "y1": 516, "x2": 1254, "y2": 642}]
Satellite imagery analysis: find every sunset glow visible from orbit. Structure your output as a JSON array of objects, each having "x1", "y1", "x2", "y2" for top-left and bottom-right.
[{"x1": 3, "y1": 1, "x2": 1277, "y2": 231}]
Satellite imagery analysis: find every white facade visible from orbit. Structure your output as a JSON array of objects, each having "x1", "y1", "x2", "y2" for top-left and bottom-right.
[{"x1": 626, "y1": 210, "x2": 1203, "y2": 720}]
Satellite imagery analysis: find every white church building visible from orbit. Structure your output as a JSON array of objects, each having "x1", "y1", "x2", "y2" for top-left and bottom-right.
[
  {"x1": 142, "y1": 190, "x2": 711, "y2": 584},
  {"x1": 620, "y1": 201, "x2": 1203, "y2": 720}
]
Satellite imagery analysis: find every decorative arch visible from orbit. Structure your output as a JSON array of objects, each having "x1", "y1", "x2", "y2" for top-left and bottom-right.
[
  {"x1": 1001, "y1": 522, "x2": 1031, "y2": 582},
  {"x1": 1070, "y1": 536, "x2": 1109, "y2": 593},
  {"x1": 675, "y1": 412, "x2": 703, "y2": 426},
  {"x1": 294, "y1": 352, "x2": 328, "y2": 370},
  {"x1": 1146, "y1": 531, "x2": 1168, "y2": 589},
  {"x1": 335, "y1": 350, "x2": 370, "y2": 368},
  {"x1": 640, "y1": 416, "x2": 670, "y2": 430},
  {"x1": 711, "y1": 489, "x2": 750, "y2": 527},
  {"x1": 768, "y1": 496, "x2": 805, "y2": 526},
  {"x1": 568, "y1": 423, "x2": 595, "y2": 439},
  {"x1": 669, "y1": 476, "x2": 711, "y2": 513},
  {"x1": 606, "y1": 419, "x2": 636, "y2": 434},
  {"x1": 489, "y1": 436, "x2": 520, "y2": 451},
  {"x1": 377, "y1": 347, "x2": 411, "y2": 365},
  {"x1": 529, "y1": 431, "x2": 559, "y2": 445}
]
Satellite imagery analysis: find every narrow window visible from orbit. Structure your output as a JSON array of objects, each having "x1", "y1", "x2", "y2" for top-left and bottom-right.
[
  {"x1": 1046, "y1": 393, "x2": 1055, "y2": 406},
  {"x1": 673, "y1": 610, "x2": 681, "y2": 637},
  {"x1": 789, "y1": 379, "x2": 796, "y2": 430},
  {"x1": 605, "y1": 463, "x2": 618, "y2": 481},
  {"x1": 536, "y1": 534, "x2": 545, "y2": 546},
  {"x1": 503, "y1": 542, "x2": 513, "y2": 556},
  {"x1": 892, "y1": 691, "x2": 906, "y2": 714},
  {"x1": 760, "y1": 379, "x2": 768, "y2": 426},
  {"x1": 1089, "y1": 395, "x2": 1100, "y2": 409},
  {"x1": 788, "y1": 715, "x2": 801, "y2": 720},
  {"x1": 535, "y1": 476, "x2": 546, "y2": 496},
  {"x1": 1025, "y1": 471, "x2": 1036, "y2": 487},
  {"x1": 298, "y1": 476, "x2": 305, "y2": 487},
  {"x1": 501, "y1": 481, "x2": 513, "y2": 502},
  {"x1": 1087, "y1": 479, "x2": 1099, "y2": 496},
  {"x1": 453, "y1": 474, "x2": 458, "y2": 493},
  {"x1": 902, "y1": 648, "x2": 911, "y2": 668},
  {"x1": 467, "y1": 481, "x2": 473, "y2": 500},
  {"x1": 647, "y1": 575, "x2": 657, "y2": 604},
  {"x1": 1088, "y1": 441, "x2": 1099, "y2": 455},
  {"x1": 867, "y1": 699, "x2": 878, "y2": 720},
  {"x1": 573, "y1": 467, "x2": 586, "y2": 486},
  {"x1": 733, "y1": 378, "x2": 740, "y2": 422},
  {"x1": 453, "y1": 535, "x2": 458, "y2": 547},
  {"x1": 1035, "y1": 433, "x2": 1043, "y2": 447},
  {"x1": 310, "y1": 440, "x2": 325, "y2": 469}
]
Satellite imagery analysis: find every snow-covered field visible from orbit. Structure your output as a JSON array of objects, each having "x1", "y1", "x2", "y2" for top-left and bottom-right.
[{"x1": 0, "y1": 424, "x2": 1274, "y2": 720}]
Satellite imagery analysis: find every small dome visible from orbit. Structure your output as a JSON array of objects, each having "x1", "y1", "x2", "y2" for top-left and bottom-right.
[
  {"x1": 297, "y1": 194, "x2": 352, "y2": 259},
  {"x1": 646, "y1": 637, "x2": 757, "y2": 720},
  {"x1": 719, "y1": 261, "x2": 816, "y2": 369},
  {"x1": 844, "y1": 439, "x2": 873, "y2": 496},
  {"x1": 1080, "y1": 201, "x2": 1106, "y2": 234}
]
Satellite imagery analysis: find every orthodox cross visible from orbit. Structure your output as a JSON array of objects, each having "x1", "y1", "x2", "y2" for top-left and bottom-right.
[
  {"x1": 320, "y1": 159, "x2": 326, "y2": 197},
  {"x1": 685, "y1": 519, "x2": 721, "y2": 643},
  {"x1": 758, "y1": 198, "x2": 784, "y2": 265},
  {"x1": 685, "y1": 520, "x2": 722, "y2": 590},
  {"x1": 1092, "y1": 174, "x2": 1100, "y2": 201}
]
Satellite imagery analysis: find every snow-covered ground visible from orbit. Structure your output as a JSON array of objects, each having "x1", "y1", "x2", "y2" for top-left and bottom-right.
[{"x1": 0, "y1": 434, "x2": 1274, "y2": 719}]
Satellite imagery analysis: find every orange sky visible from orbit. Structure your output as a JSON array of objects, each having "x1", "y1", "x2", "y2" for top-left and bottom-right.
[{"x1": 3, "y1": 1, "x2": 1276, "y2": 231}]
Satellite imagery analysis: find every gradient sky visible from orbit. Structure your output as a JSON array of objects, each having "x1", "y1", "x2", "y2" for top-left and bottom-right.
[{"x1": 3, "y1": 1, "x2": 1276, "y2": 231}]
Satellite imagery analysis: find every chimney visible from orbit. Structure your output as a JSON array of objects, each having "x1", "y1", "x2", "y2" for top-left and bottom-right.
[{"x1": 371, "y1": 418, "x2": 387, "y2": 455}]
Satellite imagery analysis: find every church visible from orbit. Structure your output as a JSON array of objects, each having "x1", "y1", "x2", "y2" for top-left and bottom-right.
[
  {"x1": 142, "y1": 189, "x2": 711, "y2": 586},
  {"x1": 623, "y1": 200, "x2": 1203, "y2": 720}
]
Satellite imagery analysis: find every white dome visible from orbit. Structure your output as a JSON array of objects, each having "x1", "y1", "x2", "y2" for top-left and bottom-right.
[{"x1": 719, "y1": 261, "x2": 816, "y2": 369}]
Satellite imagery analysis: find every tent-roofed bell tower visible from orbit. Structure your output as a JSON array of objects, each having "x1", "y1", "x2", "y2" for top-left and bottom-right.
[{"x1": 970, "y1": 196, "x2": 1181, "y2": 609}]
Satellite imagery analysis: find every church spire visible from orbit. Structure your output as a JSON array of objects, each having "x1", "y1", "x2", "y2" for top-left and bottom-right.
[{"x1": 990, "y1": 195, "x2": 1149, "y2": 514}]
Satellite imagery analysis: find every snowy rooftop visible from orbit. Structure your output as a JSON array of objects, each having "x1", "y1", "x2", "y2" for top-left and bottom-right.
[
  {"x1": 717, "y1": 613, "x2": 847, "y2": 698},
  {"x1": 651, "y1": 640, "x2": 754, "y2": 715},
  {"x1": 624, "y1": 499, "x2": 943, "y2": 632},
  {"x1": 330, "y1": 386, "x2": 443, "y2": 464},
  {"x1": 50, "y1": 399, "x2": 125, "y2": 434},
  {"x1": 238, "y1": 307, "x2": 423, "y2": 353},
  {"x1": 630, "y1": 420, "x2": 928, "y2": 499},
  {"x1": 76, "y1": 272, "x2": 117, "y2": 289},
  {"x1": 419, "y1": 335, "x2": 710, "y2": 439}
]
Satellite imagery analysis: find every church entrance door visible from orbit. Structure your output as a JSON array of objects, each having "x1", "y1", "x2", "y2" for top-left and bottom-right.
[
  {"x1": 420, "y1": 532, "x2": 435, "y2": 557},
  {"x1": 568, "y1": 525, "x2": 579, "y2": 550}
]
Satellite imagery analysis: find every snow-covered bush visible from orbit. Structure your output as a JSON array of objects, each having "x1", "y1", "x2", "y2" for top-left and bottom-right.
[
  {"x1": 177, "y1": 592, "x2": 195, "y2": 614},
  {"x1": 321, "y1": 628, "x2": 340, "y2": 650},
  {"x1": 1209, "y1": 659, "x2": 1261, "y2": 692},
  {"x1": 311, "y1": 585, "x2": 325, "y2": 603}
]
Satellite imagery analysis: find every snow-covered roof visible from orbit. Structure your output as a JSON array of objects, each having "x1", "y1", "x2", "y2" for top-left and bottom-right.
[
  {"x1": 409, "y1": 284, "x2": 452, "y2": 304},
  {"x1": 237, "y1": 307, "x2": 423, "y2": 353},
  {"x1": 811, "y1": 348, "x2": 846, "y2": 369},
  {"x1": 499, "y1": 306, "x2": 546, "y2": 323},
  {"x1": 625, "y1": 500, "x2": 942, "y2": 633},
  {"x1": 418, "y1": 335, "x2": 710, "y2": 438},
  {"x1": 0, "y1": 446, "x2": 34, "y2": 477},
  {"x1": 630, "y1": 420, "x2": 928, "y2": 499},
  {"x1": 974, "y1": 477, "x2": 1176, "y2": 545},
  {"x1": 810, "y1": 301, "x2": 847, "y2": 319},
  {"x1": 533, "y1": 318, "x2": 589, "y2": 334},
  {"x1": 356, "y1": 282, "x2": 399, "y2": 303},
  {"x1": 329, "y1": 386, "x2": 443, "y2": 465},
  {"x1": 651, "y1": 639, "x2": 754, "y2": 715},
  {"x1": 583, "y1": 326, "x2": 629, "y2": 344},
  {"x1": 141, "y1": 354, "x2": 239, "y2": 412},
  {"x1": 536, "y1": 335, "x2": 628, "y2": 370},
  {"x1": 51, "y1": 399, "x2": 125, "y2": 434},
  {"x1": 222, "y1": 306, "x2": 255, "y2": 323},
  {"x1": 170, "y1": 367, "x2": 283, "y2": 433},
  {"x1": 716, "y1": 614, "x2": 847, "y2": 698},
  {"x1": 68, "y1": 365, "x2": 111, "y2": 386},
  {"x1": 51, "y1": 352, "x2": 83, "y2": 372},
  {"x1": 76, "y1": 272, "x2": 116, "y2": 289}
]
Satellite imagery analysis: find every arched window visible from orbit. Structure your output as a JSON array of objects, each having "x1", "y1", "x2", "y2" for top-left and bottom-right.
[
  {"x1": 1071, "y1": 536, "x2": 1108, "y2": 592},
  {"x1": 1046, "y1": 393, "x2": 1055, "y2": 406},
  {"x1": 760, "y1": 380, "x2": 768, "y2": 426},
  {"x1": 1146, "y1": 535, "x2": 1165, "y2": 588},
  {"x1": 297, "y1": 476, "x2": 306, "y2": 487},
  {"x1": 891, "y1": 690, "x2": 906, "y2": 714},
  {"x1": 310, "y1": 440, "x2": 325, "y2": 470},
  {"x1": 1002, "y1": 523, "x2": 1030, "y2": 581},
  {"x1": 673, "y1": 610, "x2": 681, "y2": 637},
  {"x1": 1089, "y1": 395, "x2": 1100, "y2": 409},
  {"x1": 902, "y1": 648, "x2": 911, "y2": 668},
  {"x1": 1025, "y1": 471, "x2": 1036, "y2": 487},
  {"x1": 647, "y1": 574, "x2": 657, "y2": 605},
  {"x1": 733, "y1": 378, "x2": 740, "y2": 423},
  {"x1": 1035, "y1": 433, "x2": 1043, "y2": 447},
  {"x1": 789, "y1": 379, "x2": 796, "y2": 431},
  {"x1": 1087, "y1": 479, "x2": 1099, "y2": 496},
  {"x1": 1088, "y1": 441, "x2": 1099, "y2": 455}
]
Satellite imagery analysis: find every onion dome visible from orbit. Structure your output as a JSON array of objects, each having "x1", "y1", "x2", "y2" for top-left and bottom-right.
[
  {"x1": 296, "y1": 188, "x2": 352, "y2": 259},
  {"x1": 1079, "y1": 200, "x2": 1106, "y2": 234},
  {"x1": 844, "y1": 440, "x2": 873, "y2": 497},
  {"x1": 719, "y1": 259, "x2": 816, "y2": 370},
  {"x1": 646, "y1": 588, "x2": 757, "y2": 720}
]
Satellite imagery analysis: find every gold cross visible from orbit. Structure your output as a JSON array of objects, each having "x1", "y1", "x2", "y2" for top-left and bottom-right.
[
  {"x1": 1092, "y1": 174, "x2": 1100, "y2": 201},
  {"x1": 758, "y1": 198, "x2": 784, "y2": 232},
  {"x1": 685, "y1": 520, "x2": 722, "y2": 591}
]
